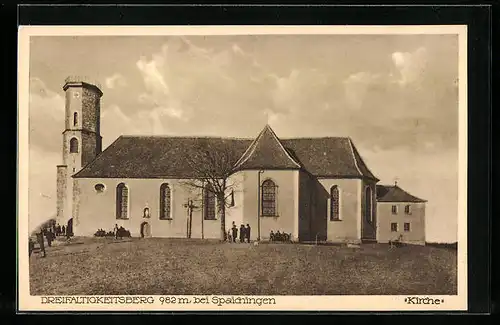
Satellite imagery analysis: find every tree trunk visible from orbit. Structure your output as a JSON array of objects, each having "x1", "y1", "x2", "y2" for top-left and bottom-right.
[{"x1": 219, "y1": 196, "x2": 226, "y2": 242}]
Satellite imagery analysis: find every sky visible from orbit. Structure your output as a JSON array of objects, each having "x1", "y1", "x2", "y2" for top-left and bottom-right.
[{"x1": 28, "y1": 34, "x2": 460, "y2": 242}]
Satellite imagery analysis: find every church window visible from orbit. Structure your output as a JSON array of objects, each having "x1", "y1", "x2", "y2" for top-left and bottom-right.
[
  {"x1": 404, "y1": 205, "x2": 411, "y2": 215},
  {"x1": 116, "y1": 183, "x2": 129, "y2": 219},
  {"x1": 365, "y1": 187, "x2": 373, "y2": 223},
  {"x1": 330, "y1": 185, "x2": 340, "y2": 221},
  {"x1": 73, "y1": 112, "x2": 78, "y2": 126},
  {"x1": 160, "y1": 183, "x2": 172, "y2": 220},
  {"x1": 204, "y1": 183, "x2": 216, "y2": 220},
  {"x1": 261, "y1": 179, "x2": 277, "y2": 216},
  {"x1": 69, "y1": 138, "x2": 79, "y2": 153},
  {"x1": 229, "y1": 189, "x2": 235, "y2": 207}
]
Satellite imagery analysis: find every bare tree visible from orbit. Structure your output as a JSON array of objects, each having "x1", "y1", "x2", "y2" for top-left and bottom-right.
[{"x1": 180, "y1": 139, "x2": 241, "y2": 241}]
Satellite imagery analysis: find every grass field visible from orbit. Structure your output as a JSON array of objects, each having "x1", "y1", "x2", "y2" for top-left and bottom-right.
[{"x1": 29, "y1": 237, "x2": 457, "y2": 296}]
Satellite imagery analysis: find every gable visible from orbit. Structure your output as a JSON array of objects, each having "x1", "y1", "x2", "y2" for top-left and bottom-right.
[{"x1": 234, "y1": 125, "x2": 301, "y2": 170}]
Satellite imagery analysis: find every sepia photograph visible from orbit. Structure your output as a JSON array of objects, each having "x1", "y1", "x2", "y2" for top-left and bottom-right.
[{"x1": 17, "y1": 25, "x2": 467, "y2": 311}]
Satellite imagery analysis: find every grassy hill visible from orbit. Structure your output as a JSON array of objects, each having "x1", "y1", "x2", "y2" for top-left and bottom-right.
[{"x1": 29, "y1": 237, "x2": 457, "y2": 296}]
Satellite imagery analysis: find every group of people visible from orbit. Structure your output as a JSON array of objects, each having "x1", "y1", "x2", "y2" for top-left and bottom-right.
[
  {"x1": 226, "y1": 222, "x2": 251, "y2": 243},
  {"x1": 29, "y1": 226, "x2": 62, "y2": 258},
  {"x1": 269, "y1": 230, "x2": 292, "y2": 242},
  {"x1": 29, "y1": 221, "x2": 73, "y2": 258},
  {"x1": 93, "y1": 225, "x2": 130, "y2": 239},
  {"x1": 113, "y1": 224, "x2": 130, "y2": 239},
  {"x1": 224, "y1": 223, "x2": 292, "y2": 243}
]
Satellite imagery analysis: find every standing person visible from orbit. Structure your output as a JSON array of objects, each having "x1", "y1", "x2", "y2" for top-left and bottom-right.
[
  {"x1": 114, "y1": 224, "x2": 119, "y2": 239},
  {"x1": 45, "y1": 228, "x2": 53, "y2": 247},
  {"x1": 36, "y1": 230, "x2": 46, "y2": 258},
  {"x1": 245, "y1": 224, "x2": 251, "y2": 243},
  {"x1": 231, "y1": 222, "x2": 238, "y2": 243},
  {"x1": 239, "y1": 224, "x2": 245, "y2": 243},
  {"x1": 29, "y1": 238, "x2": 35, "y2": 257},
  {"x1": 61, "y1": 225, "x2": 66, "y2": 237}
]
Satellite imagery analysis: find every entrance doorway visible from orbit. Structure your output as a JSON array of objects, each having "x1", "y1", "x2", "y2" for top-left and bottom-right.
[
  {"x1": 140, "y1": 222, "x2": 151, "y2": 238},
  {"x1": 67, "y1": 218, "x2": 73, "y2": 237}
]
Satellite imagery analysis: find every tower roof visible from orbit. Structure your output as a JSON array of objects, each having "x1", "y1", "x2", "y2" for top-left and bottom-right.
[
  {"x1": 234, "y1": 125, "x2": 302, "y2": 170},
  {"x1": 63, "y1": 76, "x2": 103, "y2": 96}
]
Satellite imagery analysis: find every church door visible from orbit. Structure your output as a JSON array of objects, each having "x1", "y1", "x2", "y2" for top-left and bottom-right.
[
  {"x1": 140, "y1": 222, "x2": 151, "y2": 238},
  {"x1": 67, "y1": 218, "x2": 73, "y2": 237}
]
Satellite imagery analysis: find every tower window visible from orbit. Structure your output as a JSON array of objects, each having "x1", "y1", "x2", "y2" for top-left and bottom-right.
[
  {"x1": 69, "y1": 138, "x2": 79, "y2": 153},
  {"x1": 73, "y1": 112, "x2": 78, "y2": 126}
]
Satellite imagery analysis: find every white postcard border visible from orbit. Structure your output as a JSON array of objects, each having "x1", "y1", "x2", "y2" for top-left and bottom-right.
[{"x1": 17, "y1": 25, "x2": 468, "y2": 312}]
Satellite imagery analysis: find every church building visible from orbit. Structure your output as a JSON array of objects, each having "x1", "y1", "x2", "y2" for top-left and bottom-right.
[{"x1": 55, "y1": 77, "x2": 427, "y2": 245}]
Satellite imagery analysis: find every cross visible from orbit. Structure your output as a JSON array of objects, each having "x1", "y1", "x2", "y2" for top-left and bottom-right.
[
  {"x1": 394, "y1": 177, "x2": 399, "y2": 186},
  {"x1": 183, "y1": 199, "x2": 198, "y2": 213}
]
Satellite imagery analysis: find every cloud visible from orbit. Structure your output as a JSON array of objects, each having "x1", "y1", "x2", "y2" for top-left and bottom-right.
[
  {"x1": 105, "y1": 73, "x2": 128, "y2": 89},
  {"x1": 29, "y1": 77, "x2": 65, "y2": 152},
  {"x1": 391, "y1": 47, "x2": 428, "y2": 86},
  {"x1": 136, "y1": 56, "x2": 170, "y2": 96},
  {"x1": 132, "y1": 37, "x2": 277, "y2": 136},
  {"x1": 343, "y1": 72, "x2": 386, "y2": 110}
]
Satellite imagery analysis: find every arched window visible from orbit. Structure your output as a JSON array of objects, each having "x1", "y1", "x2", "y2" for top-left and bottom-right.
[
  {"x1": 261, "y1": 179, "x2": 277, "y2": 216},
  {"x1": 69, "y1": 138, "x2": 79, "y2": 153},
  {"x1": 365, "y1": 186, "x2": 372, "y2": 223},
  {"x1": 160, "y1": 183, "x2": 172, "y2": 220},
  {"x1": 116, "y1": 183, "x2": 129, "y2": 219},
  {"x1": 330, "y1": 185, "x2": 340, "y2": 221},
  {"x1": 73, "y1": 112, "x2": 78, "y2": 126},
  {"x1": 203, "y1": 183, "x2": 216, "y2": 220}
]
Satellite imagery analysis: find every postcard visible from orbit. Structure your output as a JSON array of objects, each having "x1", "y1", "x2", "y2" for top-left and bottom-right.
[{"x1": 17, "y1": 25, "x2": 467, "y2": 312}]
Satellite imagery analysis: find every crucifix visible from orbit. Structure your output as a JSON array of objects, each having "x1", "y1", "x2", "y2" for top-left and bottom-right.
[{"x1": 183, "y1": 199, "x2": 198, "y2": 239}]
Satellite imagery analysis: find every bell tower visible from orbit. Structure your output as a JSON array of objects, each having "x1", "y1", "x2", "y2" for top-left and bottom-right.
[{"x1": 56, "y1": 76, "x2": 103, "y2": 226}]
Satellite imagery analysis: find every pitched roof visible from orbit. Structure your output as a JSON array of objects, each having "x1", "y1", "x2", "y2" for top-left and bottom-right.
[
  {"x1": 376, "y1": 185, "x2": 427, "y2": 203},
  {"x1": 234, "y1": 125, "x2": 301, "y2": 170},
  {"x1": 73, "y1": 136, "x2": 253, "y2": 179},
  {"x1": 74, "y1": 126, "x2": 379, "y2": 180},
  {"x1": 280, "y1": 137, "x2": 378, "y2": 179}
]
